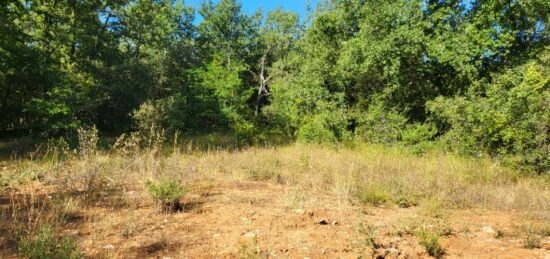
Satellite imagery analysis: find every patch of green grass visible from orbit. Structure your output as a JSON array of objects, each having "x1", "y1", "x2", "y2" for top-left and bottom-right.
[
  {"x1": 17, "y1": 224, "x2": 81, "y2": 259},
  {"x1": 415, "y1": 228, "x2": 445, "y2": 258},
  {"x1": 395, "y1": 193, "x2": 419, "y2": 208},
  {"x1": 523, "y1": 234, "x2": 542, "y2": 249},
  {"x1": 356, "y1": 184, "x2": 391, "y2": 207},
  {"x1": 420, "y1": 198, "x2": 445, "y2": 218},
  {"x1": 238, "y1": 236, "x2": 262, "y2": 259}
]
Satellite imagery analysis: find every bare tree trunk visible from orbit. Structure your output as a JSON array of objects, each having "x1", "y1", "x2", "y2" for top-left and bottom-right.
[{"x1": 255, "y1": 54, "x2": 270, "y2": 117}]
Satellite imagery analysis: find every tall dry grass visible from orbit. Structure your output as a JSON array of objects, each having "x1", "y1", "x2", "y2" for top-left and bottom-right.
[{"x1": 1, "y1": 132, "x2": 549, "y2": 255}]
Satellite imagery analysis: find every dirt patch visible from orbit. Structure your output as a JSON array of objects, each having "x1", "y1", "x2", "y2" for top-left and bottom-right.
[{"x1": 2, "y1": 179, "x2": 549, "y2": 258}]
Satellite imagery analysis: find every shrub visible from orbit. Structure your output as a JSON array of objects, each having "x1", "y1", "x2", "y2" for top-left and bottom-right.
[
  {"x1": 428, "y1": 61, "x2": 549, "y2": 173},
  {"x1": 296, "y1": 100, "x2": 350, "y2": 144},
  {"x1": 297, "y1": 116, "x2": 338, "y2": 143},
  {"x1": 132, "y1": 101, "x2": 167, "y2": 149},
  {"x1": 145, "y1": 179, "x2": 188, "y2": 212},
  {"x1": 401, "y1": 123, "x2": 437, "y2": 146},
  {"x1": 77, "y1": 126, "x2": 98, "y2": 158},
  {"x1": 355, "y1": 100, "x2": 407, "y2": 144},
  {"x1": 18, "y1": 224, "x2": 81, "y2": 259},
  {"x1": 523, "y1": 235, "x2": 542, "y2": 249}
]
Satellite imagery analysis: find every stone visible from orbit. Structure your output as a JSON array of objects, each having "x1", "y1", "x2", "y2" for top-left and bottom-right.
[
  {"x1": 102, "y1": 244, "x2": 115, "y2": 250},
  {"x1": 482, "y1": 226, "x2": 495, "y2": 233}
]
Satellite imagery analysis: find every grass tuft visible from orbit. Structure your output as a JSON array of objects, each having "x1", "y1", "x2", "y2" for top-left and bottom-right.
[{"x1": 415, "y1": 228, "x2": 445, "y2": 258}]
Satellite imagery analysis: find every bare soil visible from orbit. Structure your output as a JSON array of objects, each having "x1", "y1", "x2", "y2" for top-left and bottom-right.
[{"x1": 3, "y1": 180, "x2": 547, "y2": 258}]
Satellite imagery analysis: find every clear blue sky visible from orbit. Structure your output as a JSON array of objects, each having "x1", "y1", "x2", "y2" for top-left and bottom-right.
[{"x1": 185, "y1": 0, "x2": 318, "y2": 21}]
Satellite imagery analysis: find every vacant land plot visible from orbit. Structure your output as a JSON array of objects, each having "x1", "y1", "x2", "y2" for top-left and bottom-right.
[{"x1": 1, "y1": 143, "x2": 549, "y2": 258}]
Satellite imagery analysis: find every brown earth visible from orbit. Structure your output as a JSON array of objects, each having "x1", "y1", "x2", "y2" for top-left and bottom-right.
[{"x1": 3, "y1": 180, "x2": 544, "y2": 259}]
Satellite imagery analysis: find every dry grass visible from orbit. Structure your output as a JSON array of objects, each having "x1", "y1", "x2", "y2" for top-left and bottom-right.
[{"x1": 1, "y1": 135, "x2": 549, "y2": 257}]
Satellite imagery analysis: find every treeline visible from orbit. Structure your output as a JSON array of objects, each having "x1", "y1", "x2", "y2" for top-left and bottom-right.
[{"x1": 0, "y1": 0, "x2": 548, "y2": 172}]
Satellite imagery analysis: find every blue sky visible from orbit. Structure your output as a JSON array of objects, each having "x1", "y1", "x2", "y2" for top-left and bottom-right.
[{"x1": 185, "y1": 0, "x2": 318, "y2": 21}]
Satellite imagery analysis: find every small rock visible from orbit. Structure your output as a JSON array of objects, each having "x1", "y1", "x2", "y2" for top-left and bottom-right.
[
  {"x1": 387, "y1": 247, "x2": 401, "y2": 255},
  {"x1": 241, "y1": 217, "x2": 252, "y2": 224},
  {"x1": 331, "y1": 220, "x2": 338, "y2": 225},
  {"x1": 244, "y1": 231, "x2": 257, "y2": 238},
  {"x1": 293, "y1": 209, "x2": 305, "y2": 214},
  {"x1": 482, "y1": 226, "x2": 495, "y2": 233},
  {"x1": 318, "y1": 219, "x2": 328, "y2": 225},
  {"x1": 102, "y1": 244, "x2": 115, "y2": 250}
]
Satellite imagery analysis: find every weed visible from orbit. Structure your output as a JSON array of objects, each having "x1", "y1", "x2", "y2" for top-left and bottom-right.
[
  {"x1": 122, "y1": 209, "x2": 136, "y2": 239},
  {"x1": 420, "y1": 198, "x2": 444, "y2": 218},
  {"x1": 17, "y1": 224, "x2": 80, "y2": 259},
  {"x1": 238, "y1": 236, "x2": 262, "y2": 259},
  {"x1": 415, "y1": 228, "x2": 445, "y2": 258},
  {"x1": 356, "y1": 184, "x2": 391, "y2": 207},
  {"x1": 356, "y1": 223, "x2": 379, "y2": 249},
  {"x1": 395, "y1": 193, "x2": 419, "y2": 208},
  {"x1": 145, "y1": 179, "x2": 188, "y2": 212},
  {"x1": 494, "y1": 229, "x2": 505, "y2": 239},
  {"x1": 523, "y1": 234, "x2": 542, "y2": 249}
]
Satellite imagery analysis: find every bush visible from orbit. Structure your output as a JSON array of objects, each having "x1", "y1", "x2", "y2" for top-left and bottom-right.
[
  {"x1": 297, "y1": 116, "x2": 338, "y2": 143},
  {"x1": 132, "y1": 101, "x2": 167, "y2": 148},
  {"x1": 428, "y1": 61, "x2": 549, "y2": 173},
  {"x1": 355, "y1": 100, "x2": 407, "y2": 144},
  {"x1": 18, "y1": 224, "x2": 81, "y2": 259},
  {"x1": 145, "y1": 179, "x2": 188, "y2": 212},
  {"x1": 523, "y1": 235, "x2": 542, "y2": 249},
  {"x1": 401, "y1": 123, "x2": 437, "y2": 146},
  {"x1": 296, "y1": 100, "x2": 351, "y2": 144}
]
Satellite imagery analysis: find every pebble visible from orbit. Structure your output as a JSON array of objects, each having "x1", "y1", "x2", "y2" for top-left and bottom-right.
[
  {"x1": 244, "y1": 231, "x2": 257, "y2": 238},
  {"x1": 102, "y1": 244, "x2": 115, "y2": 250},
  {"x1": 482, "y1": 226, "x2": 495, "y2": 233},
  {"x1": 292, "y1": 208, "x2": 305, "y2": 214}
]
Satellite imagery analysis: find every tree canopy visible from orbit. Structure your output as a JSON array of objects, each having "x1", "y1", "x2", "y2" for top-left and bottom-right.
[{"x1": 1, "y1": 0, "x2": 548, "y2": 172}]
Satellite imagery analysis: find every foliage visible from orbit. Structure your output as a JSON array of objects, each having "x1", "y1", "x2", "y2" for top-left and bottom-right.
[
  {"x1": 145, "y1": 179, "x2": 188, "y2": 212},
  {"x1": 415, "y1": 228, "x2": 445, "y2": 258},
  {"x1": 429, "y1": 54, "x2": 550, "y2": 173},
  {"x1": 18, "y1": 224, "x2": 81, "y2": 259},
  {"x1": 1, "y1": 0, "x2": 549, "y2": 173}
]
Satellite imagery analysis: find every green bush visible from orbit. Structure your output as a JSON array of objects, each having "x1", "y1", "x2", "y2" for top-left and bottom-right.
[
  {"x1": 355, "y1": 100, "x2": 407, "y2": 144},
  {"x1": 296, "y1": 101, "x2": 350, "y2": 144},
  {"x1": 145, "y1": 179, "x2": 188, "y2": 212},
  {"x1": 297, "y1": 116, "x2": 338, "y2": 143},
  {"x1": 401, "y1": 123, "x2": 437, "y2": 146},
  {"x1": 18, "y1": 224, "x2": 81, "y2": 259},
  {"x1": 428, "y1": 61, "x2": 549, "y2": 173}
]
